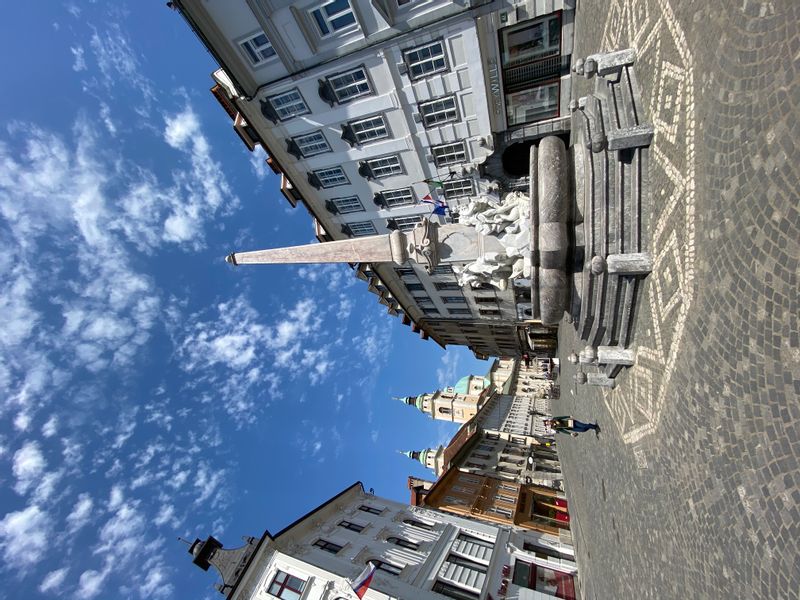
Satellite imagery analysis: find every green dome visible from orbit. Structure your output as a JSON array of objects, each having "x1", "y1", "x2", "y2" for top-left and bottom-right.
[{"x1": 453, "y1": 375, "x2": 491, "y2": 395}]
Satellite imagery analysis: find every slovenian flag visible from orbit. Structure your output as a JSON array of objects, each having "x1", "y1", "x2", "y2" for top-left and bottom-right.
[
  {"x1": 350, "y1": 562, "x2": 377, "y2": 599},
  {"x1": 421, "y1": 193, "x2": 448, "y2": 216}
]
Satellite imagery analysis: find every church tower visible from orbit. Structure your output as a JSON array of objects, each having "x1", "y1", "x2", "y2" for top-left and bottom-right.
[
  {"x1": 186, "y1": 534, "x2": 263, "y2": 596},
  {"x1": 402, "y1": 446, "x2": 446, "y2": 477},
  {"x1": 397, "y1": 374, "x2": 493, "y2": 424}
]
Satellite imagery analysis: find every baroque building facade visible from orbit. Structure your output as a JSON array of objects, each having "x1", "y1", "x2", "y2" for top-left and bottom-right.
[
  {"x1": 189, "y1": 482, "x2": 577, "y2": 600},
  {"x1": 170, "y1": 0, "x2": 573, "y2": 358},
  {"x1": 404, "y1": 358, "x2": 569, "y2": 541}
]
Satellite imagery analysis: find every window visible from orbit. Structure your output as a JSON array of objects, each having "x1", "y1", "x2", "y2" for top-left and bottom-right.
[
  {"x1": 443, "y1": 178, "x2": 474, "y2": 199},
  {"x1": 339, "y1": 520, "x2": 365, "y2": 532},
  {"x1": 349, "y1": 115, "x2": 389, "y2": 143},
  {"x1": 500, "y1": 15, "x2": 561, "y2": 67},
  {"x1": 328, "y1": 67, "x2": 372, "y2": 102},
  {"x1": 456, "y1": 533, "x2": 494, "y2": 549},
  {"x1": 373, "y1": 560, "x2": 403, "y2": 576},
  {"x1": 459, "y1": 474, "x2": 481, "y2": 484},
  {"x1": 406, "y1": 283, "x2": 425, "y2": 292},
  {"x1": 293, "y1": 131, "x2": 331, "y2": 157},
  {"x1": 315, "y1": 166, "x2": 349, "y2": 188},
  {"x1": 443, "y1": 495, "x2": 467, "y2": 505},
  {"x1": 392, "y1": 215, "x2": 423, "y2": 232},
  {"x1": 387, "y1": 536, "x2": 418, "y2": 550},
  {"x1": 240, "y1": 32, "x2": 276, "y2": 66},
  {"x1": 445, "y1": 553, "x2": 487, "y2": 574},
  {"x1": 448, "y1": 308, "x2": 471, "y2": 315},
  {"x1": 359, "y1": 504, "x2": 382, "y2": 515},
  {"x1": 405, "y1": 41, "x2": 447, "y2": 80},
  {"x1": 434, "y1": 282, "x2": 461, "y2": 291},
  {"x1": 333, "y1": 196, "x2": 364, "y2": 214},
  {"x1": 506, "y1": 83, "x2": 560, "y2": 126},
  {"x1": 404, "y1": 518, "x2": 433, "y2": 530},
  {"x1": 419, "y1": 96, "x2": 458, "y2": 127},
  {"x1": 366, "y1": 155, "x2": 403, "y2": 178},
  {"x1": 474, "y1": 296, "x2": 497, "y2": 304},
  {"x1": 479, "y1": 308, "x2": 500, "y2": 316},
  {"x1": 430, "y1": 265, "x2": 454, "y2": 275},
  {"x1": 452, "y1": 485, "x2": 473, "y2": 494},
  {"x1": 268, "y1": 570, "x2": 307, "y2": 600},
  {"x1": 314, "y1": 539, "x2": 343, "y2": 554},
  {"x1": 268, "y1": 89, "x2": 308, "y2": 120},
  {"x1": 422, "y1": 307, "x2": 440, "y2": 316},
  {"x1": 432, "y1": 142, "x2": 467, "y2": 167},
  {"x1": 432, "y1": 581, "x2": 479, "y2": 600},
  {"x1": 512, "y1": 560, "x2": 576, "y2": 600},
  {"x1": 442, "y1": 296, "x2": 467, "y2": 304},
  {"x1": 348, "y1": 221, "x2": 377, "y2": 237},
  {"x1": 381, "y1": 188, "x2": 414, "y2": 207},
  {"x1": 310, "y1": 0, "x2": 357, "y2": 37},
  {"x1": 487, "y1": 505, "x2": 513, "y2": 518}
]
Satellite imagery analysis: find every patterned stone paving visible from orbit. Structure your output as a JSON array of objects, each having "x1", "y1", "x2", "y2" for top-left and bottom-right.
[{"x1": 555, "y1": 0, "x2": 799, "y2": 598}]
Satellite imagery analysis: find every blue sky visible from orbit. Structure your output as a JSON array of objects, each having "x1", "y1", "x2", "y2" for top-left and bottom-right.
[{"x1": 0, "y1": 3, "x2": 489, "y2": 598}]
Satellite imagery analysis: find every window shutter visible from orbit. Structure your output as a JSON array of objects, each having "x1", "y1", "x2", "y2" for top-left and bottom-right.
[
  {"x1": 340, "y1": 124, "x2": 358, "y2": 147},
  {"x1": 373, "y1": 193, "x2": 387, "y2": 208},
  {"x1": 325, "y1": 200, "x2": 340, "y2": 215},
  {"x1": 317, "y1": 79, "x2": 337, "y2": 107},
  {"x1": 358, "y1": 161, "x2": 374, "y2": 180},
  {"x1": 386, "y1": 219, "x2": 398, "y2": 231},
  {"x1": 286, "y1": 139, "x2": 302, "y2": 160},
  {"x1": 341, "y1": 224, "x2": 353, "y2": 237},
  {"x1": 260, "y1": 99, "x2": 279, "y2": 124},
  {"x1": 307, "y1": 172, "x2": 322, "y2": 190}
]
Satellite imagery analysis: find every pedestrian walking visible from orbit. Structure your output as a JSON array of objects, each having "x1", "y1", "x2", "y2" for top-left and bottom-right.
[{"x1": 545, "y1": 416, "x2": 600, "y2": 437}]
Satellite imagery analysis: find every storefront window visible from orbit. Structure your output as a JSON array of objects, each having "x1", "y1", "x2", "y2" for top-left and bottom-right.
[
  {"x1": 512, "y1": 560, "x2": 576, "y2": 600},
  {"x1": 500, "y1": 15, "x2": 561, "y2": 67},
  {"x1": 505, "y1": 82, "x2": 559, "y2": 126}
]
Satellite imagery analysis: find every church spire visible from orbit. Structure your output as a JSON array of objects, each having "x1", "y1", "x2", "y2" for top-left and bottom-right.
[{"x1": 187, "y1": 535, "x2": 261, "y2": 596}]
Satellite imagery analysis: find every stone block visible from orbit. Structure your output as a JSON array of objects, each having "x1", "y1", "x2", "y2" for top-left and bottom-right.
[
  {"x1": 538, "y1": 136, "x2": 570, "y2": 223},
  {"x1": 607, "y1": 253, "x2": 653, "y2": 275},
  {"x1": 607, "y1": 124, "x2": 654, "y2": 150},
  {"x1": 587, "y1": 373, "x2": 616, "y2": 388},
  {"x1": 597, "y1": 345, "x2": 636, "y2": 366},
  {"x1": 539, "y1": 268, "x2": 568, "y2": 326},
  {"x1": 539, "y1": 222, "x2": 568, "y2": 269}
]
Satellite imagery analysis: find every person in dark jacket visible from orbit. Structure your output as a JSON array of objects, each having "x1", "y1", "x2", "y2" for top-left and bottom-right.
[{"x1": 546, "y1": 416, "x2": 600, "y2": 437}]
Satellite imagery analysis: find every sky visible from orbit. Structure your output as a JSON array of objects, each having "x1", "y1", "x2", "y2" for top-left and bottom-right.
[{"x1": 0, "y1": 2, "x2": 491, "y2": 599}]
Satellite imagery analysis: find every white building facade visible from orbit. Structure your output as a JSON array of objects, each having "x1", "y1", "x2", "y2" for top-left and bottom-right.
[
  {"x1": 172, "y1": 0, "x2": 573, "y2": 358},
  {"x1": 189, "y1": 482, "x2": 577, "y2": 600}
]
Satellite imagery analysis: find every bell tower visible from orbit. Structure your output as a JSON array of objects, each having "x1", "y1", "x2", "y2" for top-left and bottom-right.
[{"x1": 187, "y1": 534, "x2": 262, "y2": 595}]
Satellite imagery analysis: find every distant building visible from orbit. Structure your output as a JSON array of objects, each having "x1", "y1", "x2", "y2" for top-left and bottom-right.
[
  {"x1": 170, "y1": 0, "x2": 573, "y2": 358},
  {"x1": 403, "y1": 358, "x2": 569, "y2": 543},
  {"x1": 187, "y1": 481, "x2": 577, "y2": 600}
]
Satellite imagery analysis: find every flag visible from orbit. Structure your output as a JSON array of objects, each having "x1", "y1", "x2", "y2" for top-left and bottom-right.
[
  {"x1": 423, "y1": 178, "x2": 445, "y2": 188},
  {"x1": 350, "y1": 562, "x2": 376, "y2": 599},
  {"x1": 421, "y1": 193, "x2": 448, "y2": 215}
]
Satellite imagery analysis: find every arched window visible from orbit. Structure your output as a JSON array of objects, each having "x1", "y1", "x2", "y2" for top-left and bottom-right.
[
  {"x1": 387, "y1": 536, "x2": 419, "y2": 550},
  {"x1": 438, "y1": 406, "x2": 452, "y2": 415},
  {"x1": 403, "y1": 518, "x2": 433, "y2": 531}
]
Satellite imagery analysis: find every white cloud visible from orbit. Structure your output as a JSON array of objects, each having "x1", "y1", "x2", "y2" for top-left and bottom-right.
[
  {"x1": 76, "y1": 567, "x2": 109, "y2": 599},
  {"x1": 437, "y1": 351, "x2": 461, "y2": 389},
  {"x1": 12, "y1": 441, "x2": 46, "y2": 496},
  {"x1": 70, "y1": 45, "x2": 86, "y2": 72},
  {"x1": 108, "y1": 486, "x2": 125, "y2": 511},
  {"x1": 41, "y1": 415, "x2": 58, "y2": 438},
  {"x1": 39, "y1": 567, "x2": 69, "y2": 593},
  {"x1": 0, "y1": 505, "x2": 51, "y2": 570},
  {"x1": 88, "y1": 23, "x2": 155, "y2": 113},
  {"x1": 67, "y1": 493, "x2": 94, "y2": 534},
  {"x1": 162, "y1": 105, "x2": 238, "y2": 246},
  {"x1": 99, "y1": 102, "x2": 116, "y2": 135}
]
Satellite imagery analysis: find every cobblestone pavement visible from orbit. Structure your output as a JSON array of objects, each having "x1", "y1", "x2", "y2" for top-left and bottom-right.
[{"x1": 555, "y1": 0, "x2": 799, "y2": 598}]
